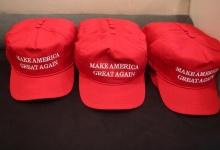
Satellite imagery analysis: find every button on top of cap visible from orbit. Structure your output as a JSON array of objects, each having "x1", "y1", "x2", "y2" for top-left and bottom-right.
[
  {"x1": 106, "y1": 18, "x2": 115, "y2": 29},
  {"x1": 36, "y1": 18, "x2": 48, "y2": 28},
  {"x1": 109, "y1": 24, "x2": 115, "y2": 29}
]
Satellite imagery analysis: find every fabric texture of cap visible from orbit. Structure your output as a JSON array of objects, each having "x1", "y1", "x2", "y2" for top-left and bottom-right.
[
  {"x1": 5, "y1": 18, "x2": 76, "y2": 101},
  {"x1": 143, "y1": 22, "x2": 220, "y2": 115},
  {"x1": 75, "y1": 18, "x2": 147, "y2": 110}
]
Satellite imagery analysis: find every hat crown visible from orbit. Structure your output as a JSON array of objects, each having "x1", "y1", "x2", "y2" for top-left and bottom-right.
[
  {"x1": 145, "y1": 22, "x2": 220, "y2": 88},
  {"x1": 75, "y1": 18, "x2": 147, "y2": 84},
  {"x1": 6, "y1": 18, "x2": 76, "y2": 77}
]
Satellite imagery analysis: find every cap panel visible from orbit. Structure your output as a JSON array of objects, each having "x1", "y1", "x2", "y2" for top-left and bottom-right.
[
  {"x1": 75, "y1": 18, "x2": 147, "y2": 84},
  {"x1": 145, "y1": 22, "x2": 220, "y2": 88},
  {"x1": 6, "y1": 18, "x2": 75, "y2": 77}
]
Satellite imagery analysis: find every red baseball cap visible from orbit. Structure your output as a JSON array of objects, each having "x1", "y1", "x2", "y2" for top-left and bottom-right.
[
  {"x1": 5, "y1": 18, "x2": 76, "y2": 101},
  {"x1": 75, "y1": 18, "x2": 147, "y2": 110},
  {"x1": 143, "y1": 22, "x2": 220, "y2": 115}
]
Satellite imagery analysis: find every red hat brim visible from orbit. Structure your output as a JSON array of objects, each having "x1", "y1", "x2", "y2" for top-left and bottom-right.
[
  {"x1": 79, "y1": 74, "x2": 146, "y2": 110},
  {"x1": 10, "y1": 66, "x2": 74, "y2": 101},
  {"x1": 156, "y1": 75, "x2": 220, "y2": 115}
]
